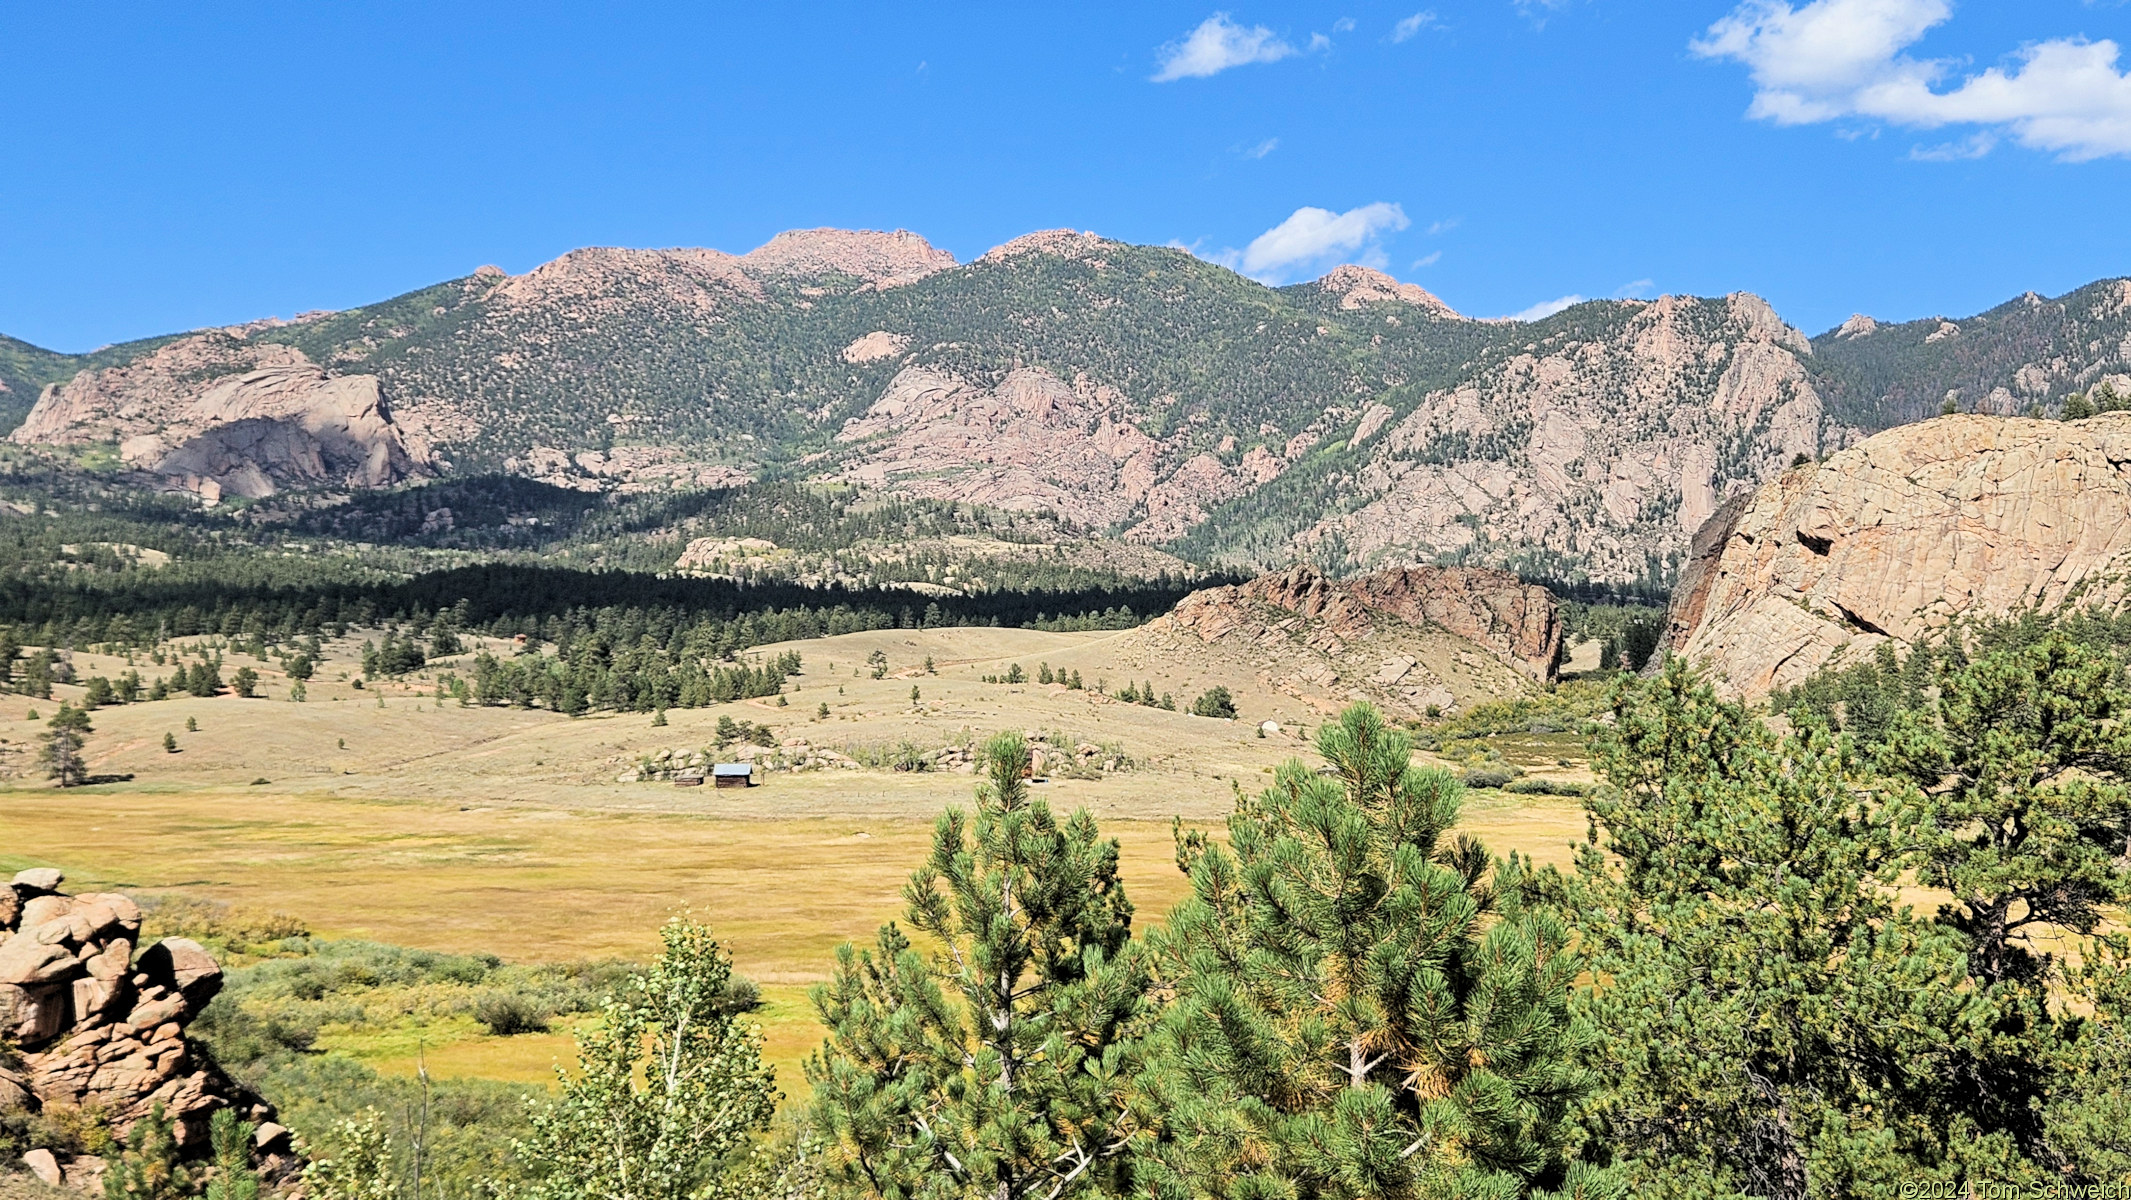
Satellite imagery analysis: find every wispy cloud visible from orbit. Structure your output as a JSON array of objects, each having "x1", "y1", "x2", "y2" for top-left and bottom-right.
[
  {"x1": 1413, "y1": 251, "x2": 1443, "y2": 267},
  {"x1": 1910, "y1": 131, "x2": 1998, "y2": 160},
  {"x1": 1153, "y1": 13, "x2": 1296, "y2": 81},
  {"x1": 1515, "y1": 0, "x2": 1574, "y2": 26},
  {"x1": 1245, "y1": 137, "x2": 1280, "y2": 158},
  {"x1": 1392, "y1": 11, "x2": 1439, "y2": 42},
  {"x1": 1694, "y1": 0, "x2": 2131, "y2": 160},
  {"x1": 1334, "y1": 16, "x2": 1357, "y2": 32},
  {"x1": 1425, "y1": 217, "x2": 1460, "y2": 235},
  {"x1": 1510, "y1": 294, "x2": 1584, "y2": 321},
  {"x1": 1613, "y1": 278, "x2": 1656, "y2": 298}
]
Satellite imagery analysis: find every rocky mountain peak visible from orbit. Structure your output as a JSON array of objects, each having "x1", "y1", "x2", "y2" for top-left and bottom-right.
[
  {"x1": 1834, "y1": 313, "x2": 1880, "y2": 339},
  {"x1": 493, "y1": 246, "x2": 762, "y2": 309},
  {"x1": 737, "y1": 228, "x2": 955, "y2": 287},
  {"x1": 980, "y1": 229, "x2": 1116, "y2": 264},
  {"x1": 1312, "y1": 265, "x2": 1461, "y2": 318}
]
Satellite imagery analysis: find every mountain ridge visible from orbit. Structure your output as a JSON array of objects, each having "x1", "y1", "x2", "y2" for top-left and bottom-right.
[{"x1": 6, "y1": 227, "x2": 2129, "y2": 585}]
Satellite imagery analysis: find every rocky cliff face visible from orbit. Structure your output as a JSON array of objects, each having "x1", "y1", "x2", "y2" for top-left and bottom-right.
[
  {"x1": 1, "y1": 869, "x2": 289, "y2": 1186},
  {"x1": 1664, "y1": 413, "x2": 2131, "y2": 698},
  {"x1": 10, "y1": 332, "x2": 434, "y2": 502},
  {"x1": 1287, "y1": 293, "x2": 1845, "y2": 583},
  {"x1": 832, "y1": 364, "x2": 1261, "y2": 542},
  {"x1": 1119, "y1": 564, "x2": 1557, "y2": 718}
]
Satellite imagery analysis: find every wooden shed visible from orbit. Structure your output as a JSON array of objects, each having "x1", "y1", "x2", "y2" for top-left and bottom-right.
[{"x1": 713, "y1": 763, "x2": 755, "y2": 789}]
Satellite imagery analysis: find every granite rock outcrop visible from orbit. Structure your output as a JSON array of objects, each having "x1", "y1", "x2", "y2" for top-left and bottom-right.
[
  {"x1": 1, "y1": 869, "x2": 288, "y2": 1181},
  {"x1": 10, "y1": 334, "x2": 434, "y2": 502},
  {"x1": 1664, "y1": 413, "x2": 2131, "y2": 698},
  {"x1": 1116, "y1": 564, "x2": 1557, "y2": 718}
]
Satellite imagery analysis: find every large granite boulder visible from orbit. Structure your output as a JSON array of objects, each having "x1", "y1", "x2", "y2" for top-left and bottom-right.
[{"x1": 1664, "y1": 413, "x2": 2131, "y2": 698}]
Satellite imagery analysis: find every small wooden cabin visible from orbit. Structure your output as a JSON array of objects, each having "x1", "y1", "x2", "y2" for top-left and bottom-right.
[{"x1": 713, "y1": 763, "x2": 756, "y2": 789}]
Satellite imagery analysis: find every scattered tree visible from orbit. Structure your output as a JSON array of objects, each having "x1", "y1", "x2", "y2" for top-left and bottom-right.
[
  {"x1": 1188, "y1": 686, "x2": 1235, "y2": 719},
  {"x1": 42, "y1": 702, "x2": 93, "y2": 787},
  {"x1": 867, "y1": 650, "x2": 889, "y2": 680},
  {"x1": 103, "y1": 1103, "x2": 190, "y2": 1199},
  {"x1": 231, "y1": 667, "x2": 258, "y2": 698},
  {"x1": 302, "y1": 1110, "x2": 400, "y2": 1200},
  {"x1": 163, "y1": 732, "x2": 178, "y2": 754},
  {"x1": 203, "y1": 1108, "x2": 262, "y2": 1200}
]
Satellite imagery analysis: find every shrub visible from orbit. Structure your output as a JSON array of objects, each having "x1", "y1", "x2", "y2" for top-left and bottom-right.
[
  {"x1": 1504, "y1": 777, "x2": 1594, "y2": 797},
  {"x1": 716, "y1": 976, "x2": 762, "y2": 1015},
  {"x1": 1461, "y1": 768, "x2": 1515, "y2": 790},
  {"x1": 1189, "y1": 687, "x2": 1236, "y2": 719},
  {"x1": 473, "y1": 992, "x2": 552, "y2": 1036}
]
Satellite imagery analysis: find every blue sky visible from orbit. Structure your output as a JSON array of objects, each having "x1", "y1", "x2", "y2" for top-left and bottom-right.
[{"x1": 4, "y1": 1, "x2": 2129, "y2": 351}]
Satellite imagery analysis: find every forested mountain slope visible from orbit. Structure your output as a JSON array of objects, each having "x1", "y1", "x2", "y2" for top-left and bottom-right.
[
  {"x1": 10, "y1": 228, "x2": 2131, "y2": 583},
  {"x1": 1810, "y1": 278, "x2": 2131, "y2": 427}
]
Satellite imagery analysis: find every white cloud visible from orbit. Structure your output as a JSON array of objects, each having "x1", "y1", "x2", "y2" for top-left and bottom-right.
[
  {"x1": 1413, "y1": 251, "x2": 1443, "y2": 267},
  {"x1": 1153, "y1": 13, "x2": 1296, "y2": 81},
  {"x1": 1511, "y1": 294, "x2": 1584, "y2": 321},
  {"x1": 1308, "y1": 31, "x2": 1333, "y2": 52},
  {"x1": 1694, "y1": 0, "x2": 2131, "y2": 160},
  {"x1": 1334, "y1": 17, "x2": 1357, "y2": 32},
  {"x1": 1392, "y1": 11, "x2": 1439, "y2": 41},
  {"x1": 1425, "y1": 217, "x2": 1461, "y2": 235},
  {"x1": 1245, "y1": 137, "x2": 1280, "y2": 158},
  {"x1": 1239, "y1": 203, "x2": 1411, "y2": 280},
  {"x1": 1613, "y1": 278, "x2": 1656, "y2": 297}
]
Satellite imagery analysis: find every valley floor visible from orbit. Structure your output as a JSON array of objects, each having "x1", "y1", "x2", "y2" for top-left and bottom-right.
[{"x1": 0, "y1": 625, "x2": 1594, "y2": 1097}]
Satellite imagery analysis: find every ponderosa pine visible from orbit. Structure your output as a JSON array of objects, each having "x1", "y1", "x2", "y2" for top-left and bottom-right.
[
  {"x1": 1571, "y1": 659, "x2": 2026, "y2": 1196},
  {"x1": 806, "y1": 732, "x2": 1145, "y2": 1200},
  {"x1": 1134, "y1": 703, "x2": 1611, "y2": 1200}
]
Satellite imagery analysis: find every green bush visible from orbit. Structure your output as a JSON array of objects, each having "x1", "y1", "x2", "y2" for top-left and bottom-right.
[
  {"x1": 1503, "y1": 777, "x2": 1593, "y2": 797},
  {"x1": 472, "y1": 992, "x2": 551, "y2": 1036},
  {"x1": 1189, "y1": 686, "x2": 1236, "y2": 719}
]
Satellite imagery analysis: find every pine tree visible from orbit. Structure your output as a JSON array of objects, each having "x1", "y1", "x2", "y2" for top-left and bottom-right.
[
  {"x1": 103, "y1": 1105, "x2": 189, "y2": 1199},
  {"x1": 1875, "y1": 632, "x2": 2131, "y2": 1158},
  {"x1": 42, "y1": 701, "x2": 92, "y2": 787},
  {"x1": 1880, "y1": 632, "x2": 2131, "y2": 990},
  {"x1": 203, "y1": 1108, "x2": 262, "y2": 1200},
  {"x1": 1573, "y1": 660, "x2": 2024, "y2": 1195},
  {"x1": 520, "y1": 917, "x2": 778, "y2": 1200},
  {"x1": 806, "y1": 732, "x2": 1146, "y2": 1200},
  {"x1": 1137, "y1": 703, "x2": 1608, "y2": 1199}
]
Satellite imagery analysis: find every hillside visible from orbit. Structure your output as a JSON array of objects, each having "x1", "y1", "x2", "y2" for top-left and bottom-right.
[
  {"x1": 1810, "y1": 279, "x2": 2131, "y2": 427},
  {"x1": 9, "y1": 228, "x2": 2131, "y2": 583}
]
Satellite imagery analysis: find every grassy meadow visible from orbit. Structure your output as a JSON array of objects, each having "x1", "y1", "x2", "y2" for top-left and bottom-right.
[{"x1": 0, "y1": 625, "x2": 1596, "y2": 1103}]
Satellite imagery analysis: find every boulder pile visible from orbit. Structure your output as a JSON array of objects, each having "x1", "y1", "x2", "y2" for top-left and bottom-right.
[{"x1": 1, "y1": 869, "x2": 290, "y2": 1185}]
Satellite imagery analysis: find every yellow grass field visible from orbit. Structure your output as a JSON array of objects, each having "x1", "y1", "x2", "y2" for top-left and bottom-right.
[{"x1": 0, "y1": 626, "x2": 1593, "y2": 1096}]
